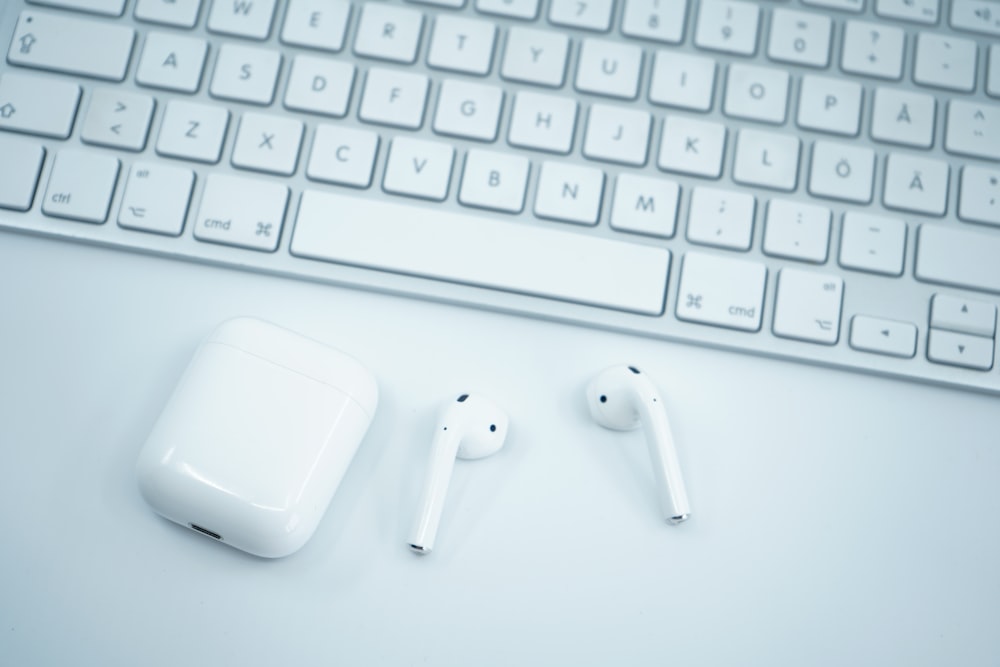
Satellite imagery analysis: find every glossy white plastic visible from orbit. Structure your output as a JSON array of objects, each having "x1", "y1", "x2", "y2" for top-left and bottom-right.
[
  {"x1": 136, "y1": 317, "x2": 378, "y2": 558},
  {"x1": 586, "y1": 366, "x2": 690, "y2": 523},
  {"x1": 408, "y1": 394, "x2": 509, "y2": 555}
]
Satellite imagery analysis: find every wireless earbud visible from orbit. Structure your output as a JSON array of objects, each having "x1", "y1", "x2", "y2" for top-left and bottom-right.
[
  {"x1": 587, "y1": 366, "x2": 690, "y2": 524},
  {"x1": 409, "y1": 394, "x2": 509, "y2": 555}
]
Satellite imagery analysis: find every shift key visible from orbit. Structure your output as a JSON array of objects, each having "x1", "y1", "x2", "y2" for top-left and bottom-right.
[{"x1": 7, "y1": 11, "x2": 135, "y2": 81}]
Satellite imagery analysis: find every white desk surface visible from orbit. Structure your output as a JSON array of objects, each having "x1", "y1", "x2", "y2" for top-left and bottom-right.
[{"x1": 1, "y1": 232, "x2": 998, "y2": 666}]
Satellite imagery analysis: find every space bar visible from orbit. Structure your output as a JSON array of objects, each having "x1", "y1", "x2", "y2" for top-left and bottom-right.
[{"x1": 290, "y1": 191, "x2": 671, "y2": 316}]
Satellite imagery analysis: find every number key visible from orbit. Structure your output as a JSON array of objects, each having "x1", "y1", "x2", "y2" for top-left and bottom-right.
[
  {"x1": 768, "y1": 8, "x2": 831, "y2": 68},
  {"x1": 694, "y1": 0, "x2": 759, "y2": 56},
  {"x1": 621, "y1": 0, "x2": 688, "y2": 44}
]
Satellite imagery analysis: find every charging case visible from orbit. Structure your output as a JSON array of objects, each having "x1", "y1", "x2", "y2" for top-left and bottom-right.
[{"x1": 136, "y1": 317, "x2": 378, "y2": 558}]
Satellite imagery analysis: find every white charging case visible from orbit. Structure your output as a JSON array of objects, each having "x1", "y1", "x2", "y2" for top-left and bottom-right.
[{"x1": 136, "y1": 317, "x2": 378, "y2": 558}]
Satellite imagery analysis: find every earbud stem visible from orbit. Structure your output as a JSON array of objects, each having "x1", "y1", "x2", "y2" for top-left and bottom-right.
[
  {"x1": 636, "y1": 398, "x2": 690, "y2": 523},
  {"x1": 408, "y1": 429, "x2": 460, "y2": 554}
]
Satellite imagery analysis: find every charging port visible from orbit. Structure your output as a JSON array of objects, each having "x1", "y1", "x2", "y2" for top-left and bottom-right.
[{"x1": 190, "y1": 524, "x2": 222, "y2": 540}]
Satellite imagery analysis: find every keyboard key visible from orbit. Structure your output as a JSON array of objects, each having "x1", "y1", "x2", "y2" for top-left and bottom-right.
[
  {"x1": 194, "y1": 174, "x2": 288, "y2": 252},
  {"x1": 809, "y1": 141, "x2": 875, "y2": 204},
  {"x1": 839, "y1": 212, "x2": 906, "y2": 276},
  {"x1": 507, "y1": 91, "x2": 577, "y2": 154},
  {"x1": 989, "y1": 45, "x2": 1000, "y2": 98},
  {"x1": 694, "y1": 0, "x2": 759, "y2": 55},
  {"x1": 42, "y1": 149, "x2": 120, "y2": 223},
  {"x1": 28, "y1": 0, "x2": 125, "y2": 15},
  {"x1": 306, "y1": 125, "x2": 379, "y2": 188},
  {"x1": 773, "y1": 269, "x2": 843, "y2": 345},
  {"x1": 353, "y1": 2, "x2": 423, "y2": 64},
  {"x1": 917, "y1": 225, "x2": 1000, "y2": 295},
  {"x1": 841, "y1": 21, "x2": 905, "y2": 80},
  {"x1": 427, "y1": 15, "x2": 496, "y2": 76},
  {"x1": 207, "y1": 0, "x2": 277, "y2": 39},
  {"x1": 621, "y1": 0, "x2": 688, "y2": 44},
  {"x1": 291, "y1": 190, "x2": 671, "y2": 316},
  {"x1": 0, "y1": 135, "x2": 44, "y2": 212},
  {"x1": 676, "y1": 252, "x2": 766, "y2": 332},
  {"x1": 549, "y1": 0, "x2": 614, "y2": 31},
  {"x1": 931, "y1": 294, "x2": 997, "y2": 338},
  {"x1": 156, "y1": 100, "x2": 230, "y2": 164},
  {"x1": 383, "y1": 137, "x2": 455, "y2": 201},
  {"x1": 410, "y1": 0, "x2": 465, "y2": 7},
  {"x1": 210, "y1": 44, "x2": 281, "y2": 105},
  {"x1": 950, "y1": 0, "x2": 1000, "y2": 37},
  {"x1": 802, "y1": 0, "x2": 864, "y2": 11},
  {"x1": 458, "y1": 149, "x2": 530, "y2": 213},
  {"x1": 723, "y1": 64, "x2": 789, "y2": 125},
  {"x1": 501, "y1": 27, "x2": 569, "y2": 88},
  {"x1": 231, "y1": 112, "x2": 304, "y2": 176},
  {"x1": 797, "y1": 75, "x2": 862, "y2": 137},
  {"x1": 534, "y1": 161, "x2": 605, "y2": 225},
  {"x1": 648, "y1": 52, "x2": 715, "y2": 111},
  {"x1": 476, "y1": 0, "x2": 538, "y2": 20},
  {"x1": 945, "y1": 101, "x2": 1000, "y2": 161},
  {"x1": 575, "y1": 38, "x2": 643, "y2": 100},
  {"x1": 280, "y1": 0, "x2": 350, "y2": 52},
  {"x1": 433, "y1": 79, "x2": 504, "y2": 142},
  {"x1": 135, "y1": 32, "x2": 208, "y2": 93},
  {"x1": 849, "y1": 316, "x2": 917, "y2": 358},
  {"x1": 358, "y1": 68, "x2": 429, "y2": 129},
  {"x1": 875, "y1": 0, "x2": 938, "y2": 24},
  {"x1": 914, "y1": 33, "x2": 977, "y2": 92},
  {"x1": 610, "y1": 174, "x2": 680, "y2": 239},
  {"x1": 657, "y1": 116, "x2": 726, "y2": 179},
  {"x1": 732, "y1": 129, "x2": 800, "y2": 191},
  {"x1": 870, "y1": 88, "x2": 935, "y2": 148},
  {"x1": 135, "y1": 0, "x2": 202, "y2": 28},
  {"x1": 0, "y1": 72, "x2": 80, "y2": 139},
  {"x1": 927, "y1": 330, "x2": 994, "y2": 370},
  {"x1": 81, "y1": 89, "x2": 155, "y2": 151},
  {"x1": 7, "y1": 11, "x2": 135, "y2": 82},
  {"x1": 882, "y1": 153, "x2": 949, "y2": 216},
  {"x1": 686, "y1": 186, "x2": 755, "y2": 250},
  {"x1": 767, "y1": 9, "x2": 832, "y2": 69},
  {"x1": 958, "y1": 167, "x2": 1000, "y2": 226},
  {"x1": 117, "y1": 162, "x2": 194, "y2": 236},
  {"x1": 763, "y1": 199, "x2": 831, "y2": 263},
  {"x1": 283, "y1": 56, "x2": 355, "y2": 117},
  {"x1": 582, "y1": 104, "x2": 651, "y2": 166}
]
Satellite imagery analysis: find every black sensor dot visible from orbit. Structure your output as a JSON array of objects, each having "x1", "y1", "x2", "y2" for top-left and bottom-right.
[
  {"x1": 490, "y1": 424, "x2": 496, "y2": 432},
  {"x1": 599, "y1": 395, "x2": 607, "y2": 403}
]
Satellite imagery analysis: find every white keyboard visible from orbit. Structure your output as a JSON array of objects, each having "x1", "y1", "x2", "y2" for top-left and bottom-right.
[{"x1": 1, "y1": 0, "x2": 999, "y2": 393}]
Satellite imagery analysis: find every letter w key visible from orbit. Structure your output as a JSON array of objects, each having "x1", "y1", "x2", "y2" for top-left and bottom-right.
[{"x1": 208, "y1": 0, "x2": 278, "y2": 39}]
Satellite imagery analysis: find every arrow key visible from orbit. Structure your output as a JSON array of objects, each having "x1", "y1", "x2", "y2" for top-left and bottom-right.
[
  {"x1": 81, "y1": 88, "x2": 154, "y2": 151},
  {"x1": 849, "y1": 315, "x2": 917, "y2": 358},
  {"x1": 931, "y1": 293, "x2": 996, "y2": 337},
  {"x1": 928, "y1": 329, "x2": 994, "y2": 370}
]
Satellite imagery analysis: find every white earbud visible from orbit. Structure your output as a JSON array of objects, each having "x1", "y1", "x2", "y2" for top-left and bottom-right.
[
  {"x1": 586, "y1": 366, "x2": 690, "y2": 524},
  {"x1": 409, "y1": 394, "x2": 509, "y2": 555}
]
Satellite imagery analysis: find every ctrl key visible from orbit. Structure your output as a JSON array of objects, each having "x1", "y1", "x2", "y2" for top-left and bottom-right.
[
  {"x1": 42, "y1": 149, "x2": 120, "y2": 223},
  {"x1": 0, "y1": 134, "x2": 45, "y2": 211},
  {"x1": 194, "y1": 174, "x2": 288, "y2": 252}
]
